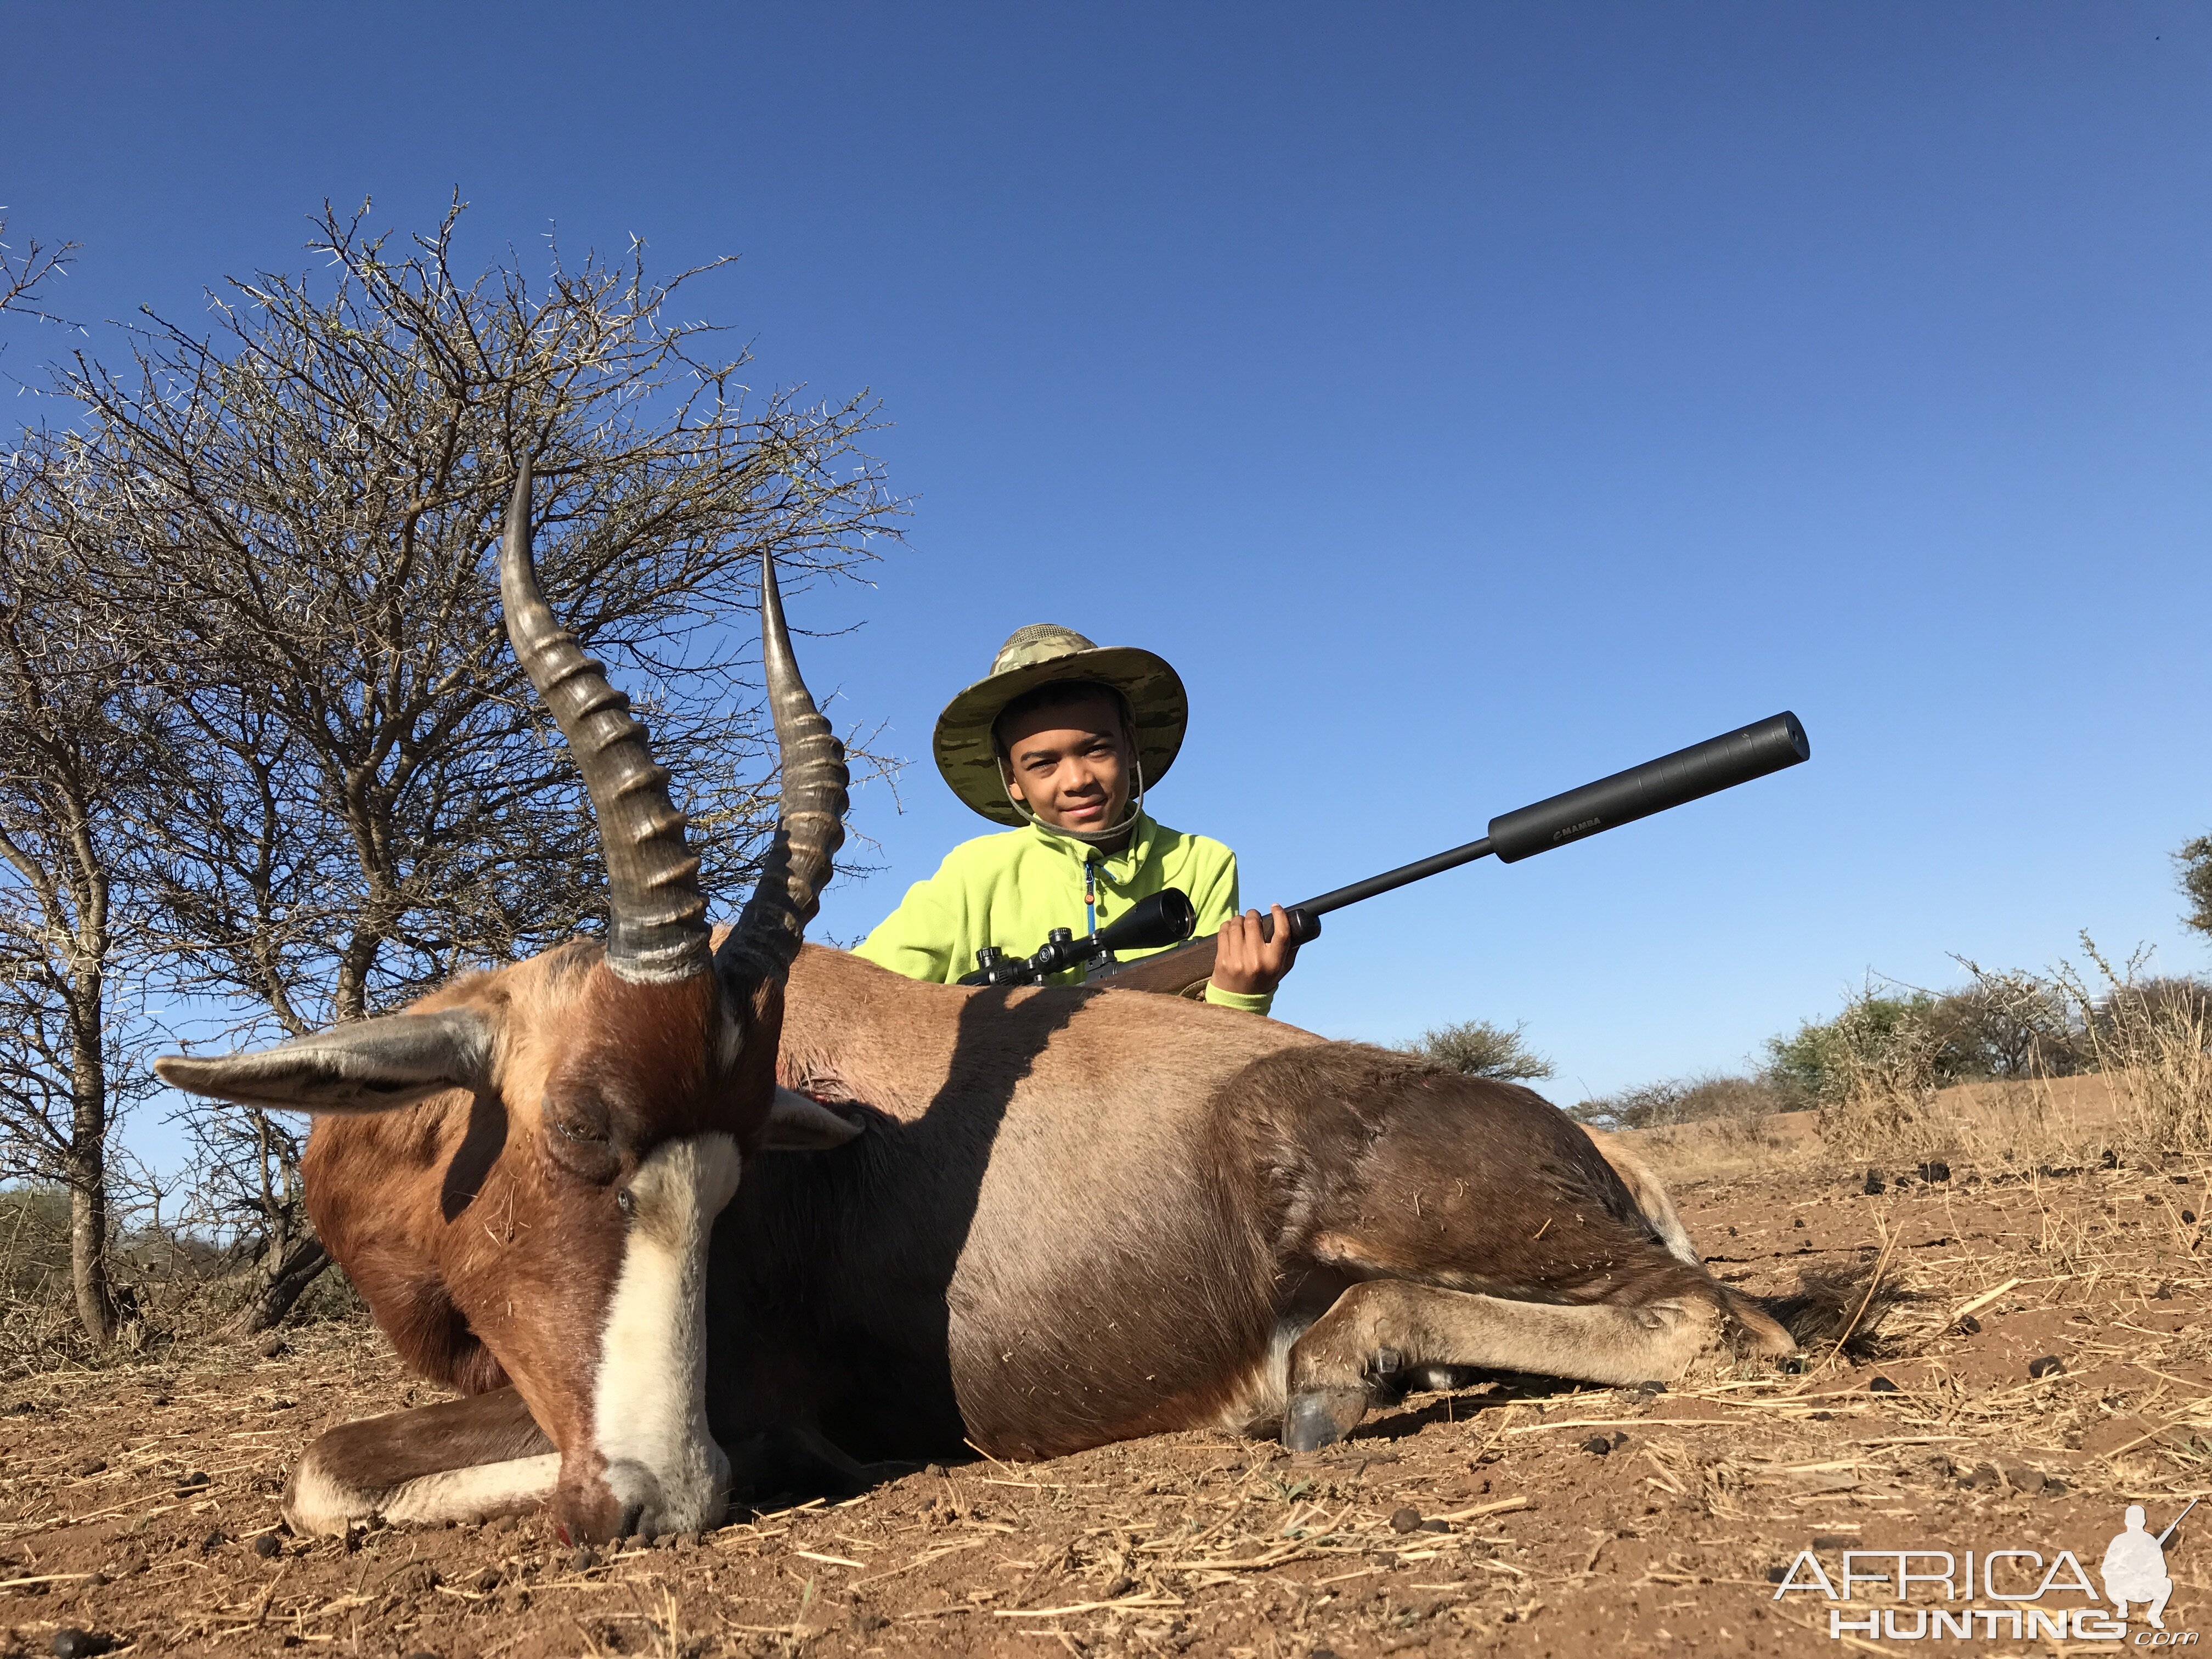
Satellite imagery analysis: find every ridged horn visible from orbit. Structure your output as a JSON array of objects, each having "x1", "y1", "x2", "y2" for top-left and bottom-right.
[
  {"x1": 499, "y1": 458, "x2": 712, "y2": 983},
  {"x1": 715, "y1": 548, "x2": 849, "y2": 985}
]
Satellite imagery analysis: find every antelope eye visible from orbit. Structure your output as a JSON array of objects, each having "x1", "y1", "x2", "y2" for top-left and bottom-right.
[
  {"x1": 539, "y1": 1090, "x2": 620, "y2": 1183},
  {"x1": 543, "y1": 1090, "x2": 611, "y2": 1145}
]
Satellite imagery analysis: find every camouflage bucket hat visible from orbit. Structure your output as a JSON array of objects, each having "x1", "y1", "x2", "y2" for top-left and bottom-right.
[{"x1": 933, "y1": 624, "x2": 1189, "y2": 827}]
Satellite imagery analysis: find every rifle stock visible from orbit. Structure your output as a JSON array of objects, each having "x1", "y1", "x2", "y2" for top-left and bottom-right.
[
  {"x1": 1101, "y1": 933, "x2": 1221, "y2": 998},
  {"x1": 1093, "y1": 906, "x2": 1319, "y2": 998}
]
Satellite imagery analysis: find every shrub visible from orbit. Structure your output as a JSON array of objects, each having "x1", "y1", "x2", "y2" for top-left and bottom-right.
[
  {"x1": 2179, "y1": 835, "x2": 2212, "y2": 941},
  {"x1": 1926, "y1": 969, "x2": 2082, "y2": 1081},
  {"x1": 1398, "y1": 1019, "x2": 1554, "y2": 1084},
  {"x1": 1765, "y1": 991, "x2": 1938, "y2": 1110}
]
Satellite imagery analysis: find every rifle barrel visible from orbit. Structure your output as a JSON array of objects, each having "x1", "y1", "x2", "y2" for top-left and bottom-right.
[
  {"x1": 1093, "y1": 709, "x2": 1809, "y2": 994},
  {"x1": 1295, "y1": 711, "x2": 1805, "y2": 917},
  {"x1": 2158, "y1": 1498, "x2": 2199, "y2": 1545},
  {"x1": 1294, "y1": 837, "x2": 1496, "y2": 917}
]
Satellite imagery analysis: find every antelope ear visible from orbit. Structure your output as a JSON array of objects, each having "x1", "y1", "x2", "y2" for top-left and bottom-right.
[
  {"x1": 155, "y1": 1009, "x2": 494, "y2": 1114},
  {"x1": 761, "y1": 1087, "x2": 864, "y2": 1152}
]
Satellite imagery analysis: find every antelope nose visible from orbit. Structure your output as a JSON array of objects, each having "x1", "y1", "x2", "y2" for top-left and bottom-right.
[{"x1": 603, "y1": 1459, "x2": 664, "y2": 1539}]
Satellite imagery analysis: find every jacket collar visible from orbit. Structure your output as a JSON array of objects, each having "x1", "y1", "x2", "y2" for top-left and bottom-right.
[{"x1": 1022, "y1": 811, "x2": 1159, "y2": 882}]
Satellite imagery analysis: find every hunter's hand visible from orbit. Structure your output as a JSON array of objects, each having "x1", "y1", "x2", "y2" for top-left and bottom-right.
[{"x1": 1210, "y1": 904, "x2": 1299, "y2": 998}]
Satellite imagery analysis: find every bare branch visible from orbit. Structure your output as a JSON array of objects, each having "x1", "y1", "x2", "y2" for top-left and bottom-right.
[{"x1": 0, "y1": 212, "x2": 79, "y2": 334}]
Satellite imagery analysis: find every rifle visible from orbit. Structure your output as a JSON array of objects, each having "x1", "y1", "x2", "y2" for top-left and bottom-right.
[
  {"x1": 2158, "y1": 1499, "x2": 2199, "y2": 1547},
  {"x1": 959, "y1": 888, "x2": 1199, "y2": 988},
  {"x1": 1086, "y1": 710, "x2": 1812, "y2": 998}
]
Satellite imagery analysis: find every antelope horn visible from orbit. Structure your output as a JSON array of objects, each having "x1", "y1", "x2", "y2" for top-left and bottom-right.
[
  {"x1": 499, "y1": 458, "x2": 712, "y2": 983},
  {"x1": 715, "y1": 548, "x2": 848, "y2": 985}
]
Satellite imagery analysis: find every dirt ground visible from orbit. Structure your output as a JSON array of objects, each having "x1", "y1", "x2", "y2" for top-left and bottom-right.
[{"x1": 6, "y1": 1147, "x2": 2212, "y2": 1658}]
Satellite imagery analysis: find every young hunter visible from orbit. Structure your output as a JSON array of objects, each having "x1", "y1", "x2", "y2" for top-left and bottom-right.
[{"x1": 855, "y1": 624, "x2": 1299, "y2": 1012}]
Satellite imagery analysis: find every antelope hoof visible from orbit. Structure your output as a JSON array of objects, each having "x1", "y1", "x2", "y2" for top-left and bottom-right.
[{"x1": 1282, "y1": 1387, "x2": 1367, "y2": 1453}]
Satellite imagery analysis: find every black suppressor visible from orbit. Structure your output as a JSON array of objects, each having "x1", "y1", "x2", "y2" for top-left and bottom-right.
[
  {"x1": 960, "y1": 887, "x2": 1198, "y2": 986},
  {"x1": 1485, "y1": 710, "x2": 1810, "y2": 863}
]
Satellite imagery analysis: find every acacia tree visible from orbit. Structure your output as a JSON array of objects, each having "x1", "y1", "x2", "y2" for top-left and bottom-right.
[
  {"x1": 59, "y1": 200, "x2": 900, "y2": 1324},
  {"x1": 0, "y1": 443, "x2": 156, "y2": 1345},
  {"x1": 0, "y1": 222, "x2": 150, "y2": 1348},
  {"x1": 1399, "y1": 1019, "x2": 1554, "y2": 1082}
]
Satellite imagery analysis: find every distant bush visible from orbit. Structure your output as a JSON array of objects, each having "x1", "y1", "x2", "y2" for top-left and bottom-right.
[
  {"x1": 1799, "y1": 946, "x2": 2212, "y2": 1162},
  {"x1": 1568, "y1": 1073, "x2": 1785, "y2": 1132},
  {"x1": 2101, "y1": 975, "x2": 2212, "y2": 1031},
  {"x1": 0, "y1": 1186, "x2": 72, "y2": 1300},
  {"x1": 1398, "y1": 1019, "x2": 1554, "y2": 1084},
  {"x1": 1765, "y1": 992, "x2": 1936, "y2": 1109},
  {"x1": 1765, "y1": 972, "x2": 2086, "y2": 1113},
  {"x1": 2180, "y1": 834, "x2": 2212, "y2": 941},
  {"x1": 0, "y1": 1179, "x2": 365, "y2": 1380}
]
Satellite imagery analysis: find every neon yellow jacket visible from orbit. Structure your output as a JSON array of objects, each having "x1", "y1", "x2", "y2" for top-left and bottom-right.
[{"x1": 853, "y1": 813, "x2": 1272, "y2": 1014}]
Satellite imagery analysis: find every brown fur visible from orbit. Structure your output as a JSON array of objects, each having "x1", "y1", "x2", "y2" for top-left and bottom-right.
[
  {"x1": 699, "y1": 946, "x2": 1780, "y2": 1465},
  {"x1": 274, "y1": 937, "x2": 1781, "y2": 1531}
]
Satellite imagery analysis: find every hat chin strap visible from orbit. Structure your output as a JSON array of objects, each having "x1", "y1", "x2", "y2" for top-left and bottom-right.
[{"x1": 1002, "y1": 754, "x2": 1146, "y2": 848}]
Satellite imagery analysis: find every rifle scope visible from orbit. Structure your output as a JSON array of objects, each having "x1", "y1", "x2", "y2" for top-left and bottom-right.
[{"x1": 961, "y1": 887, "x2": 1197, "y2": 987}]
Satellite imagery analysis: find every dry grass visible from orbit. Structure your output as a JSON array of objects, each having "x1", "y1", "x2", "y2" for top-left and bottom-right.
[
  {"x1": 1808, "y1": 947, "x2": 2212, "y2": 1180},
  {"x1": 13, "y1": 1156, "x2": 2212, "y2": 1656}
]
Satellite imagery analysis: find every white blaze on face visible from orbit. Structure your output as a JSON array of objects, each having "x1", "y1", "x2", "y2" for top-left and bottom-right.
[{"x1": 592, "y1": 1131, "x2": 743, "y2": 1536}]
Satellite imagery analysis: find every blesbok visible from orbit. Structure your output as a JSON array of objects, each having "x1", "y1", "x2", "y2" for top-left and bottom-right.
[{"x1": 160, "y1": 473, "x2": 1801, "y2": 1542}]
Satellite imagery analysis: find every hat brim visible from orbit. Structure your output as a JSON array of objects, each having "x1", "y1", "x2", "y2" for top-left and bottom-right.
[{"x1": 933, "y1": 644, "x2": 1188, "y2": 827}]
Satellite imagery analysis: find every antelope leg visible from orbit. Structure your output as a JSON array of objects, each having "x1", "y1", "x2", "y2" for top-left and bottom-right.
[
  {"x1": 285, "y1": 1386, "x2": 558, "y2": 1536},
  {"x1": 1280, "y1": 1279, "x2": 1725, "y2": 1452}
]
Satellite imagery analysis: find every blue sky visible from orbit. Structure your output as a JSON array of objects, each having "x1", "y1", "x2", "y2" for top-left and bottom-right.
[{"x1": 5, "y1": 3, "x2": 2208, "y2": 1136}]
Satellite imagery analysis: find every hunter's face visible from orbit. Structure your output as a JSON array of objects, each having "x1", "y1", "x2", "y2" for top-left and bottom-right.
[{"x1": 998, "y1": 697, "x2": 1132, "y2": 835}]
